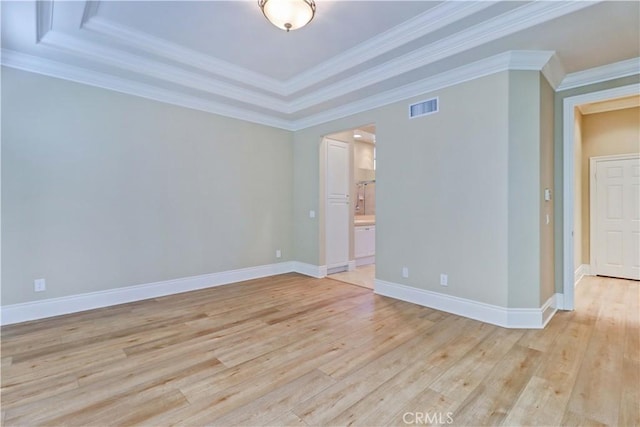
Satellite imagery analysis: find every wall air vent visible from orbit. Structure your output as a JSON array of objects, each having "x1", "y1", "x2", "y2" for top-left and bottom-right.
[{"x1": 409, "y1": 97, "x2": 439, "y2": 118}]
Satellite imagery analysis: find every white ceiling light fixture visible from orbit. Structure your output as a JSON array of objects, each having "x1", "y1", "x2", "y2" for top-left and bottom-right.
[{"x1": 258, "y1": 0, "x2": 316, "y2": 32}]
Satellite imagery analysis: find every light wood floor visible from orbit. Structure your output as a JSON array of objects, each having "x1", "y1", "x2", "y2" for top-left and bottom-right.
[
  {"x1": 1, "y1": 274, "x2": 638, "y2": 426},
  {"x1": 328, "y1": 264, "x2": 375, "y2": 289}
]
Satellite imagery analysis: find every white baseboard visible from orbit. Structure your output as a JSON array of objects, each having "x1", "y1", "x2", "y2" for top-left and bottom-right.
[
  {"x1": 541, "y1": 294, "x2": 559, "y2": 327},
  {"x1": 292, "y1": 262, "x2": 327, "y2": 279},
  {"x1": 2, "y1": 261, "x2": 335, "y2": 325},
  {"x1": 554, "y1": 292, "x2": 565, "y2": 310},
  {"x1": 355, "y1": 256, "x2": 375, "y2": 267},
  {"x1": 574, "y1": 264, "x2": 591, "y2": 286},
  {"x1": 348, "y1": 260, "x2": 357, "y2": 271},
  {"x1": 374, "y1": 279, "x2": 557, "y2": 329}
]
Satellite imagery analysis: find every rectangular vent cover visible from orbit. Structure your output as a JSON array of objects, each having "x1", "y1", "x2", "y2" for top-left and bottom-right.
[{"x1": 409, "y1": 97, "x2": 439, "y2": 118}]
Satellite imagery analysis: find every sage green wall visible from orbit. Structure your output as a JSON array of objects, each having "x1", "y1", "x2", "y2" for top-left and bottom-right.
[
  {"x1": 553, "y1": 75, "x2": 640, "y2": 293},
  {"x1": 2, "y1": 65, "x2": 560, "y2": 311},
  {"x1": 294, "y1": 72, "x2": 512, "y2": 307},
  {"x1": 540, "y1": 77, "x2": 555, "y2": 304},
  {"x1": 1, "y1": 67, "x2": 293, "y2": 305},
  {"x1": 507, "y1": 71, "x2": 542, "y2": 308}
]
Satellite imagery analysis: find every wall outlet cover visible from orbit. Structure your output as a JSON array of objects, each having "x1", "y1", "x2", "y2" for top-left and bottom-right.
[
  {"x1": 34, "y1": 278, "x2": 46, "y2": 292},
  {"x1": 440, "y1": 274, "x2": 448, "y2": 286}
]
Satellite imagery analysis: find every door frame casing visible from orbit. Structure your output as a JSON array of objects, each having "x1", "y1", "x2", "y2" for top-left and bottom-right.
[
  {"x1": 562, "y1": 83, "x2": 639, "y2": 310},
  {"x1": 589, "y1": 154, "x2": 640, "y2": 277}
]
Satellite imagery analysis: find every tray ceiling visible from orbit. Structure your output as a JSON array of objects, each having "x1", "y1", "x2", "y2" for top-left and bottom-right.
[{"x1": 2, "y1": 1, "x2": 639, "y2": 130}]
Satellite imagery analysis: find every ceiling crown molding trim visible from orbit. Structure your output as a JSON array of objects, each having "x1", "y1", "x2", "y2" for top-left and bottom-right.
[
  {"x1": 291, "y1": 51, "x2": 549, "y2": 130},
  {"x1": 79, "y1": 1, "x2": 494, "y2": 97},
  {"x1": 2, "y1": 48, "x2": 558, "y2": 133},
  {"x1": 557, "y1": 57, "x2": 640, "y2": 91},
  {"x1": 80, "y1": 1, "x2": 101, "y2": 27},
  {"x1": 31, "y1": 0, "x2": 595, "y2": 118},
  {"x1": 76, "y1": 0, "x2": 590, "y2": 104},
  {"x1": 288, "y1": 1, "x2": 594, "y2": 112},
  {"x1": 82, "y1": 16, "x2": 287, "y2": 95},
  {"x1": 541, "y1": 53, "x2": 566, "y2": 90},
  {"x1": 38, "y1": 31, "x2": 290, "y2": 113},
  {"x1": 0, "y1": 49, "x2": 293, "y2": 130},
  {"x1": 284, "y1": 1, "x2": 497, "y2": 94},
  {"x1": 35, "y1": 0, "x2": 54, "y2": 42},
  {"x1": 507, "y1": 51, "x2": 555, "y2": 70}
]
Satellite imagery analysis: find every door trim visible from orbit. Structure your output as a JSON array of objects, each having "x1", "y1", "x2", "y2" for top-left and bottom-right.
[
  {"x1": 562, "y1": 83, "x2": 639, "y2": 310},
  {"x1": 589, "y1": 154, "x2": 640, "y2": 277}
]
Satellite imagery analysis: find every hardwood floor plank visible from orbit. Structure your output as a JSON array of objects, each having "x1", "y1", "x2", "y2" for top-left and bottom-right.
[
  {"x1": 619, "y1": 358, "x2": 640, "y2": 427},
  {"x1": 535, "y1": 319, "x2": 591, "y2": 381},
  {"x1": 327, "y1": 320, "x2": 494, "y2": 427},
  {"x1": 561, "y1": 410, "x2": 608, "y2": 426},
  {"x1": 385, "y1": 388, "x2": 458, "y2": 427},
  {"x1": 210, "y1": 369, "x2": 335, "y2": 426},
  {"x1": 623, "y1": 279, "x2": 640, "y2": 363},
  {"x1": 502, "y1": 373, "x2": 572, "y2": 426},
  {"x1": 567, "y1": 302, "x2": 626, "y2": 426},
  {"x1": 5, "y1": 354, "x2": 222, "y2": 424},
  {"x1": 0, "y1": 373, "x2": 79, "y2": 410},
  {"x1": 451, "y1": 344, "x2": 544, "y2": 426},
  {"x1": 292, "y1": 316, "x2": 468, "y2": 426},
  {"x1": 429, "y1": 326, "x2": 523, "y2": 402},
  {"x1": 270, "y1": 410, "x2": 309, "y2": 427},
  {"x1": 0, "y1": 274, "x2": 635, "y2": 426}
]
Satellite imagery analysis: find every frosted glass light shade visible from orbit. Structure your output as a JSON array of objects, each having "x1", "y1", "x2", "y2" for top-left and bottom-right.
[{"x1": 258, "y1": 0, "x2": 316, "y2": 32}]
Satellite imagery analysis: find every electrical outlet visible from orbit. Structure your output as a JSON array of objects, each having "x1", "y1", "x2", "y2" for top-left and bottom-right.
[
  {"x1": 309, "y1": 210, "x2": 316, "y2": 218},
  {"x1": 34, "y1": 278, "x2": 46, "y2": 292},
  {"x1": 402, "y1": 267, "x2": 409, "y2": 278},
  {"x1": 276, "y1": 249, "x2": 282, "y2": 258},
  {"x1": 440, "y1": 274, "x2": 448, "y2": 286}
]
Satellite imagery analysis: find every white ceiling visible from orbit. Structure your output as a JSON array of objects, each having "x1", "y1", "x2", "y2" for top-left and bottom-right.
[{"x1": 2, "y1": 1, "x2": 639, "y2": 130}]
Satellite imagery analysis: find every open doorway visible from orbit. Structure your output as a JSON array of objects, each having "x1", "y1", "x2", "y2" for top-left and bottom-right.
[
  {"x1": 323, "y1": 124, "x2": 376, "y2": 289},
  {"x1": 565, "y1": 89, "x2": 639, "y2": 309}
]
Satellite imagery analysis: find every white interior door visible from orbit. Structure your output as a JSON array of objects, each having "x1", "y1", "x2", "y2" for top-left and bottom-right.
[
  {"x1": 592, "y1": 155, "x2": 640, "y2": 280},
  {"x1": 326, "y1": 139, "x2": 350, "y2": 270},
  {"x1": 327, "y1": 140, "x2": 350, "y2": 199}
]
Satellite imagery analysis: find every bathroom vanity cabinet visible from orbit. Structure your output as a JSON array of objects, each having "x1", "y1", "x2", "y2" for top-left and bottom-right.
[{"x1": 354, "y1": 225, "x2": 375, "y2": 263}]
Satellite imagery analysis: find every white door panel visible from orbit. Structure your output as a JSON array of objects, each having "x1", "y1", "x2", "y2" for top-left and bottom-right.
[
  {"x1": 327, "y1": 200, "x2": 350, "y2": 268},
  {"x1": 326, "y1": 140, "x2": 350, "y2": 200},
  {"x1": 325, "y1": 139, "x2": 350, "y2": 270},
  {"x1": 593, "y1": 156, "x2": 640, "y2": 280}
]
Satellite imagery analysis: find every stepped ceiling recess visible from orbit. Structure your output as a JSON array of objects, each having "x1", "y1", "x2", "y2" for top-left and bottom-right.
[{"x1": 2, "y1": 1, "x2": 639, "y2": 130}]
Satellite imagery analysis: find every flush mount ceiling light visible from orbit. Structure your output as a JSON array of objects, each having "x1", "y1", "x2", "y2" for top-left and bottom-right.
[{"x1": 258, "y1": 0, "x2": 316, "y2": 32}]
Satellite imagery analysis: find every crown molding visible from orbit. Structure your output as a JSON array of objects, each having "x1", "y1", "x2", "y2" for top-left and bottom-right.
[
  {"x1": 77, "y1": 0, "x2": 590, "y2": 107},
  {"x1": 2, "y1": 49, "x2": 560, "y2": 133},
  {"x1": 82, "y1": 16, "x2": 287, "y2": 95},
  {"x1": 80, "y1": 1, "x2": 495, "y2": 97},
  {"x1": 0, "y1": 49, "x2": 293, "y2": 130},
  {"x1": 290, "y1": 51, "x2": 544, "y2": 130},
  {"x1": 1, "y1": 49, "x2": 550, "y2": 131},
  {"x1": 288, "y1": 1, "x2": 593, "y2": 112},
  {"x1": 35, "y1": 0, "x2": 54, "y2": 42},
  {"x1": 284, "y1": 1, "x2": 497, "y2": 95},
  {"x1": 508, "y1": 50, "x2": 555, "y2": 70},
  {"x1": 28, "y1": 0, "x2": 595, "y2": 118},
  {"x1": 541, "y1": 53, "x2": 566, "y2": 90},
  {"x1": 557, "y1": 57, "x2": 640, "y2": 91},
  {"x1": 38, "y1": 31, "x2": 290, "y2": 113},
  {"x1": 80, "y1": 1, "x2": 101, "y2": 27}
]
